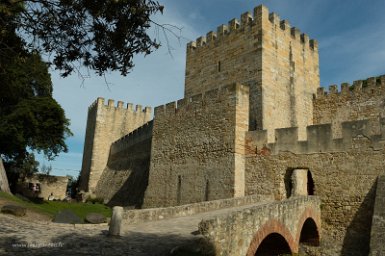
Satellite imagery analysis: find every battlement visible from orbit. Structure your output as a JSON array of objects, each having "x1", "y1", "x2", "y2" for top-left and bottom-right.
[
  {"x1": 246, "y1": 118, "x2": 385, "y2": 155},
  {"x1": 154, "y1": 83, "x2": 249, "y2": 118},
  {"x1": 110, "y1": 120, "x2": 153, "y2": 155},
  {"x1": 187, "y1": 5, "x2": 317, "y2": 53},
  {"x1": 315, "y1": 75, "x2": 385, "y2": 100},
  {"x1": 88, "y1": 97, "x2": 152, "y2": 114}
]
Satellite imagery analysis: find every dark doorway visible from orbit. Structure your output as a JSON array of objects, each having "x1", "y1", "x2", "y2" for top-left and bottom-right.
[
  {"x1": 255, "y1": 233, "x2": 292, "y2": 256},
  {"x1": 284, "y1": 168, "x2": 294, "y2": 198},
  {"x1": 307, "y1": 170, "x2": 315, "y2": 195},
  {"x1": 299, "y1": 218, "x2": 320, "y2": 246}
]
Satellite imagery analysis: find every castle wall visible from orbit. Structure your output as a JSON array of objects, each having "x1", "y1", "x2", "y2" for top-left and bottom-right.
[
  {"x1": 185, "y1": 5, "x2": 319, "y2": 142},
  {"x1": 0, "y1": 158, "x2": 10, "y2": 193},
  {"x1": 245, "y1": 118, "x2": 385, "y2": 255},
  {"x1": 143, "y1": 83, "x2": 249, "y2": 208},
  {"x1": 93, "y1": 121, "x2": 153, "y2": 207},
  {"x1": 245, "y1": 119, "x2": 385, "y2": 155},
  {"x1": 369, "y1": 175, "x2": 385, "y2": 256},
  {"x1": 79, "y1": 98, "x2": 151, "y2": 193},
  {"x1": 260, "y1": 8, "x2": 320, "y2": 141},
  {"x1": 313, "y1": 75, "x2": 385, "y2": 138}
]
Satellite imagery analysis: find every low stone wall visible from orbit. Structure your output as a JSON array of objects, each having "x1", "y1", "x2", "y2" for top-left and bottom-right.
[
  {"x1": 119, "y1": 194, "x2": 274, "y2": 226},
  {"x1": 21, "y1": 175, "x2": 69, "y2": 200},
  {"x1": 369, "y1": 175, "x2": 385, "y2": 256}
]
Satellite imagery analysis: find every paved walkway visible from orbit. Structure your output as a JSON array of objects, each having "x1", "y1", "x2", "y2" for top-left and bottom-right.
[{"x1": 0, "y1": 202, "x2": 270, "y2": 256}]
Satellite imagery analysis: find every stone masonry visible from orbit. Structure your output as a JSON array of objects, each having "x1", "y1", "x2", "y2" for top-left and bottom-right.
[
  {"x1": 143, "y1": 83, "x2": 249, "y2": 208},
  {"x1": 79, "y1": 4, "x2": 385, "y2": 255},
  {"x1": 0, "y1": 158, "x2": 10, "y2": 194},
  {"x1": 79, "y1": 98, "x2": 151, "y2": 193},
  {"x1": 185, "y1": 5, "x2": 319, "y2": 142}
]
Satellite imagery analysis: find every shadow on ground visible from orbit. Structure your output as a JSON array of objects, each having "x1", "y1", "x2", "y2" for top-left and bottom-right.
[{"x1": 0, "y1": 230, "x2": 215, "y2": 256}]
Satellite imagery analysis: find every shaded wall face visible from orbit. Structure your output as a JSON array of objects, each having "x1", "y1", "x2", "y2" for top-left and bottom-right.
[
  {"x1": 245, "y1": 150, "x2": 382, "y2": 255},
  {"x1": 143, "y1": 84, "x2": 249, "y2": 208},
  {"x1": 94, "y1": 136, "x2": 152, "y2": 208}
]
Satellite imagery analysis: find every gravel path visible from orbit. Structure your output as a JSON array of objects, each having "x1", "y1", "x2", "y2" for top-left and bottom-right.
[{"x1": 0, "y1": 202, "x2": 270, "y2": 256}]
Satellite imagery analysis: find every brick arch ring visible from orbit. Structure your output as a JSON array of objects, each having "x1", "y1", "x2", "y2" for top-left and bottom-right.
[
  {"x1": 246, "y1": 219, "x2": 298, "y2": 256},
  {"x1": 295, "y1": 206, "x2": 322, "y2": 245}
]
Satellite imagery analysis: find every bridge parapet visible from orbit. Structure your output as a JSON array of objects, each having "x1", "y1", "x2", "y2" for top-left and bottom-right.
[
  {"x1": 110, "y1": 194, "x2": 274, "y2": 235},
  {"x1": 199, "y1": 196, "x2": 321, "y2": 256}
]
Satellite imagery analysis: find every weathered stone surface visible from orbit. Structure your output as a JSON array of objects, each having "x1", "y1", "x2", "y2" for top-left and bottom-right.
[
  {"x1": 121, "y1": 194, "x2": 273, "y2": 226},
  {"x1": 93, "y1": 122, "x2": 153, "y2": 207},
  {"x1": 313, "y1": 76, "x2": 385, "y2": 139},
  {"x1": 53, "y1": 209, "x2": 83, "y2": 224},
  {"x1": 0, "y1": 158, "x2": 11, "y2": 194},
  {"x1": 85, "y1": 213, "x2": 107, "y2": 224},
  {"x1": 185, "y1": 5, "x2": 319, "y2": 142},
  {"x1": 245, "y1": 150, "x2": 384, "y2": 255},
  {"x1": 1, "y1": 205, "x2": 27, "y2": 217},
  {"x1": 109, "y1": 206, "x2": 123, "y2": 236},
  {"x1": 18, "y1": 174, "x2": 69, "y2": 200},
  {"x1": 143, "y1": 83, "x2": 250, "y2": 208},
  {"x1": 79, "y1": 98, "x2": 152, "y2": 193},
  {"x1": 76, "y1": 4, "x2": 385, "y2": 256},
  {"x1": 369, "y1": 175, "x2": 385, "y2": 256}
]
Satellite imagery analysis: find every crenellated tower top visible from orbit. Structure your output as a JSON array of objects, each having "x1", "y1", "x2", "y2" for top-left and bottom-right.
[
  {"x1": 185, "y1": 4, "x2": 320, "y2": 143},
  {"x1": 187, "y1": 5, "x2": 317, "y2": 54}
]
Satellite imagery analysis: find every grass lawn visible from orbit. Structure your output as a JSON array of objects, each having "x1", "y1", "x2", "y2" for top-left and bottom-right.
[{"x1": 0, "y1": 191, "x2": 112, "y2": 220}]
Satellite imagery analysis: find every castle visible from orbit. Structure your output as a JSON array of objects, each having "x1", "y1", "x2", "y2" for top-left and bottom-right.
[{"x1": 79, "y1": 5, "x2": 385, "y2": 255}]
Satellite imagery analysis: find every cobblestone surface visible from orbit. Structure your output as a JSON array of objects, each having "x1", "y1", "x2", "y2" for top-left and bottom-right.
[{"x1": 0, "y1": 203, "x2": 266, "y2": 256}]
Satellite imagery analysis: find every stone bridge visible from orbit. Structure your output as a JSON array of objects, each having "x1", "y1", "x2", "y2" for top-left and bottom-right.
[{"x1": 110, "y1": 195, "x2": 321, "y2": 256}]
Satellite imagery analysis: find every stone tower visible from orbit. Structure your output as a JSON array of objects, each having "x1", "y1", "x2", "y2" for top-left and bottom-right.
[
  {"x1": 185, "y1": 5, "x2": 320, "y2": 142},
  {"x1": 79, "y1": 98, "x2": 151, "y2": 193}
]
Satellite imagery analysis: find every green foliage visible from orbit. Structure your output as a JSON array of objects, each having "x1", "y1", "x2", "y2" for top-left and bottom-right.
[
  {"x1": 4, "y1": 153, "x2": 39, "y2": 191},
  {"x1": 1, "y1": 0, "x2": 164, "y2": 77},
  {"x1": 40, "y1": 163, "x2": 53, "y2": 176},
  {"x1": 0, "y1": 6, "x2": 72, "y2": 181},
  {"x1": 67, "y1": 175, "x2": 80, "y2": 198},
  {"x1": 0, "y1": 191, "x2": 112, "y2": 219}
]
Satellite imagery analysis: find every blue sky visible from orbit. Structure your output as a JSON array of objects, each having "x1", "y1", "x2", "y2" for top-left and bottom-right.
[{"x1": 38, "y1": 0, "x2": 385, "y2": 176}]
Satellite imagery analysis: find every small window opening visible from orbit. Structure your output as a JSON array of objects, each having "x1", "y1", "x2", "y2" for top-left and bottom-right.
[
  {"x1": 307, "y1": 171, "x2": 315, "y2": 195},
  {"x1": 204, "y1": 180, "x2": 209, "y2": 201},
  {"x1": 177, "y1": 175, "x2": 182, "y2": 205},
  {"x1": 218, "y1": 61, "x2": 221, "y2": 72}
]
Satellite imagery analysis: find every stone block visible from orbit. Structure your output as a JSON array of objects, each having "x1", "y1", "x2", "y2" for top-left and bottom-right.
[
  {"x1": 85, "y1": 213, "x2": 107, "y2": 224},
  {"x1": 1, "y1": 205, "x2": 26, "y2": 217}
]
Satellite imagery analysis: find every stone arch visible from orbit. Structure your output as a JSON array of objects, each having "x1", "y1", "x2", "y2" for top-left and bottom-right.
[
  {"x1": 296, "y1": 207, "x2": 321, "y2": 246},
  {"x1": 246, "y1": 219, "x2": 298, "y2": 256},
  {"x1": 254, "y1": 233, "x2": 292, "y2": 255}
]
